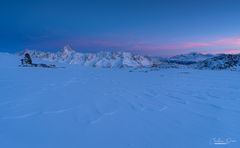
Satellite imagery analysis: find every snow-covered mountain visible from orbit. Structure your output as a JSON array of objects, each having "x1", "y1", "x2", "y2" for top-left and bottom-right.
[
  {"x1": 18, "y1": 45, "x2": 154, "y2": 68},
  {"x1": 196, "y1": 54, "x2": 240, "y2": 70},
  {"x1": 18, "y1": 46, "x2": 240, "y2": 70},
  {"x1": 167, "y1": 52, "x2": 214, "y2": 62},
  {"x1": 165, "y1": 52, "x2": 240, "y2": 70}
]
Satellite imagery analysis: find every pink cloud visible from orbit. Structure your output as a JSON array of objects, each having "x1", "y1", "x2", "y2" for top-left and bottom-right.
[{"x1": 180, "y1": 37, "x2": 240, "y2": 49}]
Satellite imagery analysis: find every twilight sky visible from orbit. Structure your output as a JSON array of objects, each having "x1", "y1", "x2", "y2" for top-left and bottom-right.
[{"x1": 1, "y1": 0, "x2": 240, "y2": 56}]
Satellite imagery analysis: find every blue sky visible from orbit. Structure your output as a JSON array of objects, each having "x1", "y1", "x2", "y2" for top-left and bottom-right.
[{"x1": 1, "y1": 0, "x2": 240, "y2": 56}]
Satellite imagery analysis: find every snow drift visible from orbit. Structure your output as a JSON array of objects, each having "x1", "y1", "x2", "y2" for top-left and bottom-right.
[{"x1": 0, "y1": 52, "x2": 240, "y2": 148}]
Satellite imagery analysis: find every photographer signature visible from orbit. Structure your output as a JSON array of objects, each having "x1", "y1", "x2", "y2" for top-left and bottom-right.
[{"x1": 210, "y1": 137, "x2": 237, "y2": 145}]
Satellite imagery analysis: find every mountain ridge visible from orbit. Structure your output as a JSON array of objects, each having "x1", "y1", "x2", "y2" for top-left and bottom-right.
[{"x1": 17, "y1": 45, "x2": 240, "y2": 70}]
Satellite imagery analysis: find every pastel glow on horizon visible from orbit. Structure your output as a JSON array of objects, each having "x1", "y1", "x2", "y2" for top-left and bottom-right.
[
  {"x1": 1, "y1": 0, "x2": 240, "y2": 56},
  {"x1": 27, "y1": 35, "x2": 240, "y2": 56},
  {"x1": 71, "y1": 36, "x2": 240, "y2": 48},
  {"x1": 201, "y1": 49, "x2": 240, "y2": 54},
  {"x1": 180, "y1": 37, "x2": 240, "y2": 49},
  {"x1": 70, "y1": 36, "x2": 240, "y2": 54}
]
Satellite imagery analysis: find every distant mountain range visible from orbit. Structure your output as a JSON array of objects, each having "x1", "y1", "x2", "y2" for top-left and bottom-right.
[
  {"x1": 18, "y1": 45, "x2": 154, "y2": 68},
  {"x1": 17, "y1": 45, "x2": 240, "y2": 70}
]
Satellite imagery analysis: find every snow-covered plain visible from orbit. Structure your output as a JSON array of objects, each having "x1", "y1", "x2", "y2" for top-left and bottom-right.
[{"x1": 0, "y1": 53, "x2": 240, "y2": 148}]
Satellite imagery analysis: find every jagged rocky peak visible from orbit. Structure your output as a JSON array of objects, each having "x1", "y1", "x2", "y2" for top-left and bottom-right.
[
  {"x1": 60, "y1": 45, "x2": 75, "y2": 54},
  {"x1": 57, "y1": 45, "x2": 76, "y2": 61}
]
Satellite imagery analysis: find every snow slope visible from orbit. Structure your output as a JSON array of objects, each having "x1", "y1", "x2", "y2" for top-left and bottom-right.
[{"x1": 0, "y1": 53, "x2": 240, "y2": 148}]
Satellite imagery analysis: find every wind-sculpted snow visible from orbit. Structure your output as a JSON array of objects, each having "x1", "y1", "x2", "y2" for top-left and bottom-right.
[{"x1": 0, "y1": 53, "x2": 240, "y2": 148}]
